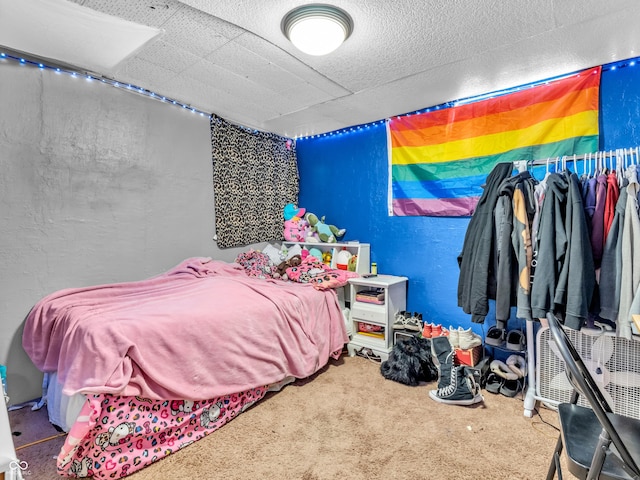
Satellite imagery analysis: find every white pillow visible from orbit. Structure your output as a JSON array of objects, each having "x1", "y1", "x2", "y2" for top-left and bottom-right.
[
  {"x1": 285, "y1": 244, "x2": 302, "y2": 260},
  {"x1": 262, "y1": 243, "x2": 285, "y2": 265}
]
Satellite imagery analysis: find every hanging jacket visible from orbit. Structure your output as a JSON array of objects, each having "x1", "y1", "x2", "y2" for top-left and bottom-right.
[
  {"x1": 492, "y1": 171, "x2": 538, "y2": 321},
  {"x1": 457, "y1": 162, "x2": 514, "y2": 323},
  {"x1": 582, "y1": 175, "x2": 597, "y2": 233},
  {"x1": 511, "y1": 172, "x2": 538, "y2": 321},
  {"x1": 617, "y1": 166, "x2": 640, "y2": 339},
  {"x1": 562, "y1": 171, "x2": 597, "y2": 329},
  {"x1": 599, "y1": 186, "x2": 627, "y2": 321},
  {"x1": 493, "y1": 178, "x2": 516, "y2": 322},
  {"x1": 590, "y1": 174, "x2": 607, "y2": 268},
  {"x1": 604, "y1": 171, "x2": 620, "y2": 241},
  {"x1": 531, "y1": 172, "x2": 595, "y2": 329}
]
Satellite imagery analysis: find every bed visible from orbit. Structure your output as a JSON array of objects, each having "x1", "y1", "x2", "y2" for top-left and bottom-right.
[{"x1": 22, "y1": 256, "x2": 351, "y2": 478}]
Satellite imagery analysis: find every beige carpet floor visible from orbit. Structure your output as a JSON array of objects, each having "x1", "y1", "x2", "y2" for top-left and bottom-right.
[{"x1": 9, "y1": 355, "x2": 564, "y2": 479}]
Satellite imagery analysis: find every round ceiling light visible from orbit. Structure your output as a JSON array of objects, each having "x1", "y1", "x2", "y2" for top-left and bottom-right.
[{"x1": 281, "y1": 4, "x2": 353, "y2": 56}]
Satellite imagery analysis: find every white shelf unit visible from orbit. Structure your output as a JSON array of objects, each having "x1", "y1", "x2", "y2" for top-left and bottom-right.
[
  {"x1": 0, "y1": 395, "x2": 23, "y2": 480},
  {"x1": 346, "y1": 275, "x2": 408, "y2": 361},
  {"x1": 281, "y1": 241, "x2": 370, "y2": 274}
]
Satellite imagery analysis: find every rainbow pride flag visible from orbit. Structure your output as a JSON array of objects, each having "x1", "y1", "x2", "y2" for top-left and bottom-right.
[{"x1": 388, "y1": 66, "x2": 601, "y2": 216}]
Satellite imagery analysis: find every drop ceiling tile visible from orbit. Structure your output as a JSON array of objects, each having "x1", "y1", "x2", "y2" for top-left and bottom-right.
[
  {"x1": 206, "y1": 41, "x2": 336, "y2": 103},
  {"x1": 70, "y1": 0, "x2": 182, "y2": 27},
  {"x1": 160, "y1": 5, "x2": 243, "y2": 57},
  {"x1": 115, "y1": 57, "x2": 178, "y2": 90},
  {"x1": 231, "y1": 33, "x2": 351, "y2": 97},
  {"x1": 131, "y1": 40, "x2": 201, "y2": 74}
]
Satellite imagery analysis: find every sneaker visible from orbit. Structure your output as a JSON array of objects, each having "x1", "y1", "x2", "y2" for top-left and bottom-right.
[
  {"x1": 505, "y1": 330, "x2": 525, "y2": 351},
  {"x1": 485, "y1": 372, "x2": 504, "y2": 394},
  {"x1": 404, "y1": 312, "x2": 422, "y2": 332},
  {"x1": 485, "y1": 325, "x2": 505, "y2": 346},
  {"x1": 499, "y1": 378, "x2": 524, "y2": 397},
  {"x1": 432, "y1": 324, "x2": 449, "y2": 337},
  {"x1": 458, "y1": 327, "x2": 483, "y2": 350},
  {"x1": 421, "y1": 322, "x2": 434, "y2": 338},
  {"x1": 392, "y1": 311, "x2": 408, "y2": 330},
  {"x1": 448, "y1": 326, "x2": 460, "y2": 348},
  {"x1": 429, "y1": 365, "x2": 484, "y2": 406},
  {"x1": 355, "y1": 347, "x2": 382, "y2": 363}
]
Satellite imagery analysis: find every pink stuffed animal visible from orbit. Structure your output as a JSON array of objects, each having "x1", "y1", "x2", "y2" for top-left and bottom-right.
[
  {"x1": 284, "y1": 217, "x2": 309, "y2": 242},
  {"x1": 283, "y1": 203, "x2": 309, "y2": 242}
]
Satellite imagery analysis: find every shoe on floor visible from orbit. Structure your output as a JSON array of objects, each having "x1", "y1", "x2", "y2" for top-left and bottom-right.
[
  {"x1": 429, "y1": 365, "x2": 483, "y2": 406},
  {"x1": 490, "y1": 359, "x2": 519, "y2": 380},
  {"x1": 355, "y1": 347, "x2": 382, "y2": 363},
  {"x1": 484, "y1": 372, "x2": 504, "y2": 394},
  {"x1": 499, "y1": 378, "x2": 524, "y2": 397}
]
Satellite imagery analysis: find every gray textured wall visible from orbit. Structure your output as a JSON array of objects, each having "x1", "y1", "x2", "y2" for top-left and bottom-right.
[{"x1": 0, "y1": 62, "x2": 252, "y2": 404}]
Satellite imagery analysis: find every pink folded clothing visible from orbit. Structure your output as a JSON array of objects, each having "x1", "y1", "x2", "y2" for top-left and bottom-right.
[{"x1": 286, "y1": 256, "x2": 359, "y2": 290}]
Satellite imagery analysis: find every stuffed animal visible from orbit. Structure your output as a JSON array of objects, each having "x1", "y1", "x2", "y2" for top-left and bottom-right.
[
  {"x1": 283, "y1": 203, "x2": 305, "y2": 221},
  {"x1": 283, "y1": 217, "x2": 309, "y2": 242},
  {"x1": 305, "y1": 212, "x2": 346, "y2": 243},
  {"x1": 273, "y1": 254, "x2": 302, "y2": 281},
  {"x1": 283, "y1": 203, "x2": 310, "y2": 242}
]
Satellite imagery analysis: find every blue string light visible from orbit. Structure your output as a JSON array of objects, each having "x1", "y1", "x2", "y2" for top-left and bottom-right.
[
  {"x1": 2, "y1": 49, "x2": 639, "y2": 141},
  {"x1": 297, "y1": 54, "x2": 640, "y2": 141},
  {"x1": 0, "y1": 51, "x2": 212, "y2": 118}
]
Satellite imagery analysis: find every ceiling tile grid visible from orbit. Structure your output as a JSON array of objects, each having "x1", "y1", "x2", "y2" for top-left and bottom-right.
[{"x1": 7, "y1": 0, "x2": 640, "y2": 137}]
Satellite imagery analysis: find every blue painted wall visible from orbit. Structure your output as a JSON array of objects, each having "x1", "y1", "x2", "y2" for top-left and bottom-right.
[{"x1": 297, "y1": 64, "x2": 640, "y2": 337}]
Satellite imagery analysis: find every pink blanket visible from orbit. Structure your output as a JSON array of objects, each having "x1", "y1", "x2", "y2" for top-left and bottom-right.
[{"x1": 23, "y1": 257, "x2": 348, "y2": 400}]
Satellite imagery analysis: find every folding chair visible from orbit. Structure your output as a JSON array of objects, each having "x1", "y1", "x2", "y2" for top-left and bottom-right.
[{"x1": 545, "y1": 312, "x2": 640, "y2": 480}]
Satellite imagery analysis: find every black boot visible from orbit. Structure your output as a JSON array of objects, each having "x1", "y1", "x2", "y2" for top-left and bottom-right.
[
  {"x1": 429, "y1": 365, "x2": 484, "y2": 406},
  {"x1": 431, "y1": 335, "x2": 454, "y2": 389}
]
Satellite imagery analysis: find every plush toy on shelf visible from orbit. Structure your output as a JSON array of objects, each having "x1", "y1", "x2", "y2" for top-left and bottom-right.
[
  {"x1": 283, "y1": 203, "x2": 309, "y2": 242},
  {"x1": 304, "y1": 212, "x2": 346, "y2": 243},
  {"x1": 283, "y1": 203, "x2": 346, "y2": 244}
]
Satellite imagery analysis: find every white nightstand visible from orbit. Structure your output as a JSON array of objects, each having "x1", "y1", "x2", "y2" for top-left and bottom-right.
[{"x1": 346, "y1": 275, "x2": 408, "y2": 361}]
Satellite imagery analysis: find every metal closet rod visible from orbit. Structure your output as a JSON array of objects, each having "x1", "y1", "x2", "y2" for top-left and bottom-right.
[{"x1": 512, "y1": 147, "x2": 640, "y2": 171}]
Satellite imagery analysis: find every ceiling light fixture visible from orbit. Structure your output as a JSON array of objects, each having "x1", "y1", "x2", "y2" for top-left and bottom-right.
[{"x1": 281, "y1": 4, "x2": 353, "y2": 56}]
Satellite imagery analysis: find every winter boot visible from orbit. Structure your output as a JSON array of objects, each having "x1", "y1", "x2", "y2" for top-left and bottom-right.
[
  {"x1": 429, "y1": 365, "x2": 484, "y2": 406},
  {"x1": 431, "y1": 335, "x2": 454, "y2": 389}
]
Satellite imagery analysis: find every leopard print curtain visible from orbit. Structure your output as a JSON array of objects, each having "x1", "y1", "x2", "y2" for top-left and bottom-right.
[{"x1": 211, "y1": 115, "x2": 299, "y2": 248}]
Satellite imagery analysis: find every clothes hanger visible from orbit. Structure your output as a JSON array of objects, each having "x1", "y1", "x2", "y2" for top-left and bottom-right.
[{"x1": 616, "y1": 149, "x2": 624, "y2": 186}]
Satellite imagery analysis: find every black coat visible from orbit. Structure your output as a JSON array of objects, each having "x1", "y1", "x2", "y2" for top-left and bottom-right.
[{"x1": 457, "y1": 162, "x2": 514, "y2": 323}]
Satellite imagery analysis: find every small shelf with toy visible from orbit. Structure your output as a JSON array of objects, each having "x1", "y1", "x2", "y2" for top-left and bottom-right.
[
  {"x1": 281, "y1": 203, "x2": 370, "y2": 275},
  {"x1": 281, "y1": 241, "x2": 371, "y2": 275}
]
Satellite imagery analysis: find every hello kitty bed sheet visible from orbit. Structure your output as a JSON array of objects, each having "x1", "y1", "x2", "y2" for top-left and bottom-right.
[
  {"x1": 58, "y1": 386, "x2": 272, "y2": 478},
  {"x1": 22, "y1": 257, "x2": 348, "y2": 478}
]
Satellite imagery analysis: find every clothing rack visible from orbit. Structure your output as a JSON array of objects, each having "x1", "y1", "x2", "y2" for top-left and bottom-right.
[
  {"x1": 518, "y1": 146, "x2": 640, "y2": 417},
  {"x1": 514, "y1": 146, "x2": 640, "y2": 174}
]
